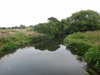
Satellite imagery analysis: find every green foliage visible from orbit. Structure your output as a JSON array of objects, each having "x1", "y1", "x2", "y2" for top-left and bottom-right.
[
  {"x1": 65, "y1": 10, "x2": 100, "y2": 34},
  {"x1": 34, "y1": 17, "x2": 64, "y2": 37},
  {"x1": 34, "y1": 10, "x2": 100, "y2": 36},
  {"x1": 64, "y1": 35, "x2": 92, "y2": 54},
  {"x1": 0, "y1": 32, "x2": 33, "y2": 51},
  {"x1": 84, "y1": 46, "x2": 100, "y2": 71},
  {"x1": 28, "y1": 25, "x2": 34, "y2": 31},
  {"x1": 12, "y1": 32, "x2": 33, "y2": 45},
  {"x1": 19, "y1": 24, "x2": 26, "y2": 29},
  {"x1": 60, "y1": 18, "x2": 71, "y2": 34},
  {"x1": 34, "y1": 23, "x2": 47, "y2": 33},
  {"x1": 64, "y1": 31, "x2": 100, "y2": 44},
  {"x1": 64, "y1": 31, "x2": 100, "y2": 72},
  {"x1": 31, "y1": 34, "x2": 54, "y2": 43},
  {"x1": 48, "y1": 17, "x2": 59, "y2": 23},
  {"x1": 3, "y1": 42, "x2": 17, "y2": 50}
]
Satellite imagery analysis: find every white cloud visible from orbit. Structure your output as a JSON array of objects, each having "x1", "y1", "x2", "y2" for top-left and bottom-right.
[{"x1": 0, "y1": 0, "x2": 100, "y2": 27}]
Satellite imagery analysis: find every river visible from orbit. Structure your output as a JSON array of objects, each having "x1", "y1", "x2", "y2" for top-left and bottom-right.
[{"x1": 0, "y1": 38, "x2": 87, "y2": 75}]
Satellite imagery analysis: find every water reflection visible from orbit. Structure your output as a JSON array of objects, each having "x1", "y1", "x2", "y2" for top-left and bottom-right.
[
  {"x1": 34, "y1": 38, "x2": 63, "y2": 51},
  {"x1": 0, "y1": 38, "x2": 63, "y2": 59},
  {"x1": 0, "y1": 45, "x2": 30, "y2": 59},
  {"x1": 0, "y1": 45, "x2": 86, "y2": 75},
  {"x1": 0, "y1": 38, "x2": 87, "y2": 75}
]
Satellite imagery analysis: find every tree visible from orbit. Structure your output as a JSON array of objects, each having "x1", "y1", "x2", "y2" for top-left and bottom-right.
[
  {"x1": 60, "y1": 18, "x2": 71, "y2": 34},
  {"x1": 34, "y1": 17, "x2": 62, "y2": 37},
  {"x1": 67, "y1": 10, "x2": 100, "y2": 33},
  {"x1": 19, "y1": 24, "x2": 26, "y2": 29},
  {"x1": 48, "y1": 17, "x2": 59, "y2": 23},
  {"x1": 47, "y1": 17, "x2": 64, "y2": 36},
  {"x1": 29, "y1": 25, "x2": 34, "y2": 28}
]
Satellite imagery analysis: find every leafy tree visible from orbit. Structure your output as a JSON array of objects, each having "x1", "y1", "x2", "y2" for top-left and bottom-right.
[
  {"x1": 60, "y1": 18, "x2": 71, "y2": 34},
  {"x1": 34, "y1": 10, "x2": 100, "y2": 36},
  {"x1": 34, "y1": 23, "x2": 47, "y2": 33},
  {"x1": 19, "y1": 24, "x2": 26, "y2": 29},
  {"x1": 34, "y1": 17, "x2": 63, "y2": 37},
  {"x1": 48, "y1": 17, "x2": 59, "y2": 23},
  {"x1": 29, "y1": 25, "x2": 34, "y2": 28},
  {"x1": 47, "y1": 17, "x2": 64, "y2": 36},
  {"x1": 67, "y1": 10, "x2": 100, "y2": 33}
]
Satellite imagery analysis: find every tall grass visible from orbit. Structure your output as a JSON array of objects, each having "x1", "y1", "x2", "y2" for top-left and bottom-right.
[
  {"x1": 3, "y1": 42, "x2": 17, "y2": 50},
  {"x1": 84, "y1": 46, "x2": 100, "y2": 71},
  {"x1": 64, "y1": 31, "x2": 100, "y2": 73},
  {"x1": 0, "y1": 29, "x2": 51, "y2": 51}
]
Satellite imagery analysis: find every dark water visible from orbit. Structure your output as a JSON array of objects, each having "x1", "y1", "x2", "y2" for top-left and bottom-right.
[{"x1": 0, "y1": 39, "x2": 86, "y2": 75}]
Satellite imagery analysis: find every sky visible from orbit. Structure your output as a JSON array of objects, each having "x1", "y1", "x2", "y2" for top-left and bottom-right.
[{"x1": 0, "y1": 0, "x2": 100, "y2": 27}]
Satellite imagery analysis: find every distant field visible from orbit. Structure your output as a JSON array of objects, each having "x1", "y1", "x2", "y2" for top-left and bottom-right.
[{"x1": 0, "y1": 28, "x2": 42, "y2": 39}]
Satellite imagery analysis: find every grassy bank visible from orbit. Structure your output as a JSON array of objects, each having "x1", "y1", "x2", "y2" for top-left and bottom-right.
[
  {"x1": 64, "y1": 31, "x2": 100, "y2": 74},
  {"x1": 0, "y1": 28, "x2": 53, "y2": 52}
]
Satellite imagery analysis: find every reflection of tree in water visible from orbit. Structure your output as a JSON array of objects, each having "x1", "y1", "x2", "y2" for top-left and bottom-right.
[
  {"x1": 0, "y1": 37, "x2": 64, "y2": 59},
  {"x1": 0, "y1": 49, "x2": 17, "y2": 59},
  {"x1": 66, "y1": 47, "x2": 84, "y2": 62},
  {"x1": 66, "y1": 47, "x2": 78, "y2": 55},
  {"x1": 67, "y1": 47, "x2": 99, "y2": 75},
  {"x1": 0, "y1": 45, "x2": 30, "y2": 59},
  {"x1": 34, "y1": 38, "x2": 63, "y2": 51}
]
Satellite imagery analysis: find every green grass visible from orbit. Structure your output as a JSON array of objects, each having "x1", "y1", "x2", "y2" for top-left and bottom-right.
[
  {"x1": 3, "y1": 41, "x2": 17, "y2": 50},
  {"x1": 0, "y1": 32, "x2": 32, "y2": 51},
  {"x1": 64, "y1": 31, "x2": 100, "y2": 73},
  {"x1": 0, "y1": 29, "x2": 53, "y2": 51},
  {"x1": 84, "y1": 46, "x2": 100, "y2": 71}
]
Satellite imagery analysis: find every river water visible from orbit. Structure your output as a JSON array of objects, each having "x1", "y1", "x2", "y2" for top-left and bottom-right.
[{"x1": 0, "y1": 38, "x2": 87, "y2": 75}]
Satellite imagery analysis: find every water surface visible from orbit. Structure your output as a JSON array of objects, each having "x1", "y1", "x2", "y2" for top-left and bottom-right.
[{"x1": 0, "y1": 39, "x2": 86, "y2": 75}]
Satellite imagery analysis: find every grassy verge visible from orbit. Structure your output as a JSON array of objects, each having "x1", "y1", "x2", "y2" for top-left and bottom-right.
[
  {"x1": 64, "y1": 31, "x2": 100, "y2": 73},
  {"x1": 0, "y1": 28, "x2": 53, "y2": 51}
]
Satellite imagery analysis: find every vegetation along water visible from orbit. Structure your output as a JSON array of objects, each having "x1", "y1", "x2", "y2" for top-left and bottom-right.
[{"x1": 0, "y1": 10, "x2": 100, "y2": 75}]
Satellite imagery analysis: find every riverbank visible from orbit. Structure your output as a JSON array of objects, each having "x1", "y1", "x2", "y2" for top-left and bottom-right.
[
  {"x1": 0, "y1": 28, "x2": 53, "y2": 52},
  {"x1": 64, "y1": 31, "x2": 100, "y2": 74},
  {"x1": 0, "y1": 28, "x2": 100, "y2": 75}
]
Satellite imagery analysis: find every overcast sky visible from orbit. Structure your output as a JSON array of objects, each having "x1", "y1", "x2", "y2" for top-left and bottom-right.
[{"x1": 0, "y1": 0, "x2": 100, "y2": 27}]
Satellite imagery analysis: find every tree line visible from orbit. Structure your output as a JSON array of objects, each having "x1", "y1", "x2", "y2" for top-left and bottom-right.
[
  {"x1": 0, "y1": 24, "x2": 28, "y2": 29},
  {"x1": 34, "y1": 10, "x2": 100, "y2": 37}
]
